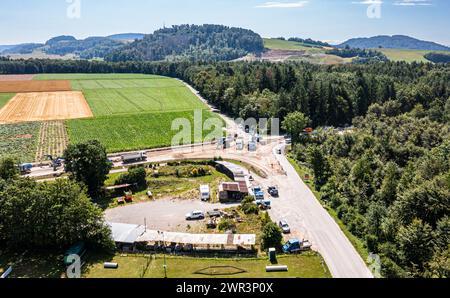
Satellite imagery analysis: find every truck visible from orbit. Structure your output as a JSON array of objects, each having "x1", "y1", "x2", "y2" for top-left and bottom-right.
[
  {"x1": 253, "y1": 186, "x2": 265, "y2": 200},
  {"x1": 282, "y1": 239, "x2": 312, "y2": 253},
  {"x1": 199, "y1": 185, "x2": 210, "y2": 201},
  {"x1": 121, "y1": 152, "x2": 147, "y2": 164}
]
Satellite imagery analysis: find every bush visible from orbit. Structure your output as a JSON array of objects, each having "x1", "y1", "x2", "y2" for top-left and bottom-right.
[
  {"x1": 218, "y1": 218, "x2": 236, "y2": 232},
  {"x1": 116, "y1": 166, "x2": 147, "y2": 191},
  {"x1": 240, "y1": 196, "x2": 259, "y2": 215},
  {"x1": 261, "y1": 222, "x2": 283, "y2": 250}
]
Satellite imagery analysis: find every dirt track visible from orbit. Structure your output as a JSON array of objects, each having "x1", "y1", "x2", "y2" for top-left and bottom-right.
[
  {"x1": 0, "y1": 80, "x2": 71, "y2": 93},
  {"x1": 0, "y1": 91, "x2": 93, "y2": 123}
]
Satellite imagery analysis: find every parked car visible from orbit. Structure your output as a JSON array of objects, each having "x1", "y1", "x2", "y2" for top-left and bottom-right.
[
  {"x1": 256, "y1": 200, "x2": 271, "y2": 209},
  {"x1": 185, "y1": 210, "x2": 205, "y2": 220},
  {"x1": 268, "y1": 186, "x2": 279, "y2": 197},
  {"x1": 253, "y1": 186, "x2": 265, "y2": 200},
  {"x1": 279, "y1": 221, "x2": 291, "y2": 234}
]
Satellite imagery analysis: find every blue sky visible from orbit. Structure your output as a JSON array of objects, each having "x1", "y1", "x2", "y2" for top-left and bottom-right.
[{"x1": 0, "y1": 0, "x2": 448, "y2": 46}]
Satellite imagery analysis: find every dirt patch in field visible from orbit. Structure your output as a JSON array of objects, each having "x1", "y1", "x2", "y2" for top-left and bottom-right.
[
  {"x1": 0, "y1": 75, "x2": 35, "y2": 81},
  {"x1": 0, "y1": 91, "x2": 93, "y2": 124},
  {"x1": 0, "y1": 80, "x2": 71, "y2": 93}
]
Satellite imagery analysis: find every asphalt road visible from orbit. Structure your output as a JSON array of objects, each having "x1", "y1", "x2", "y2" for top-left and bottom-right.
[{"x1": 267, "y1": 144, "x2": 373, "y2": 278}]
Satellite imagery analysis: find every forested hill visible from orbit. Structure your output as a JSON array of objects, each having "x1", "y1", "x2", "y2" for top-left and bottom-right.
[
  {"x1": 339, "y1": 35, "x2": 450, "y2": 51},
  {"x1": 105, "y1": 24, "x2": 264, "y2": 62}
]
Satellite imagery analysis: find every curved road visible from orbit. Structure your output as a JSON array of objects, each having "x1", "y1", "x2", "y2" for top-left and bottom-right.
[{"x1": 28, "y1": 82, "x2": 373, "y2": 278}]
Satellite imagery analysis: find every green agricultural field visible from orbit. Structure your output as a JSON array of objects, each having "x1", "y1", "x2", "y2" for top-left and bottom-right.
[
  {"x1": 264, "y1": 38, "x2": 325, "y2": 54},
  {"x1": 377, "y1": 48, "x2": 430, "y2": 63},
  {"x1": 0, "y1": 93, "x2": 15, "y2": 109},
  {"x1": 70, "y1": 78, "x2": 183, "y2": 90},
  {"x1": 67, "y1": 110, "x2": 224, "y2": 153},
  {"x1": 0, "y1": 122, "x2": 41, "y2": 162},
  {"x1": 33, "y1": 73, "x2": 164, "y2": 80},
  {"x1": 74, "y1": 84, "x2": 205, "y2": 116}
]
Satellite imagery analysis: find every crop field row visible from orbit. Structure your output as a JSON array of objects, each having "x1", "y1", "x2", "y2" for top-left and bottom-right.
[
  {"x1": 0, "y1": 122, "x2": 40, "y2": 162},
  {"x1": 81, "y1": 86, "x2": 206, "y2": 116},
  {"x1": 71, "y1": 78, "x2": 183, "y2": 90},
  {"x1": 35, "y1": 121, "x2": 68, "y2": 162},
  {"x1": 67, "y1": 110, "x2": 224, "y2": 153},
  {"x1": 33, "y1": 73, "x2": 165, "y2": 81}
]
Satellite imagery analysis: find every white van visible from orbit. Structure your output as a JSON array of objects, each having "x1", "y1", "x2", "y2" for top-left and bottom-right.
[{"x1": 200, "y1": 185, "x2": 210, "y2": 201}]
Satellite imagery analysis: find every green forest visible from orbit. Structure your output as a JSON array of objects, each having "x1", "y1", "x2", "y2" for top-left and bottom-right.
[
  {"x1": 0, "y1": 57, "x2": 449, "y2": 277},
  {"x1": 106, "y1": 24, "x2": 264, "y2": 62}
]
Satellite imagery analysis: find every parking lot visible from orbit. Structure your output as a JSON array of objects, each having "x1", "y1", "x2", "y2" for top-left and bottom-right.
[{"x1": 104, "y1": 198, "x2": 239, "y2": 232}]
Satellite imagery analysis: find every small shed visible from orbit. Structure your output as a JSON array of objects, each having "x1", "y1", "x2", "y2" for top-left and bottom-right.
[{"x1": 218, "y1": 182, "x2": 249, "y2": 202}]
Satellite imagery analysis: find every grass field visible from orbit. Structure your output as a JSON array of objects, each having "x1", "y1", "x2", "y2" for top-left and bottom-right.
[
  {"x1": 264, "y1": 38, "x2": 325, "y2": 54},
  {"x1": 0, "y1": 122, "x2": 41, "y2": 161},
  {"x1": 67, "y1": 109, "x2": 223, "y2": 153},
  {"x1": 77, "y1": 85, "x2": 205, "y2": 116},
  {"x1": 377, "y1": 48, "x2": 431, "y2": 63},
  {"x1": 0, "y1": 93, "x2": 14, "y2": 109},
  {"x1": 83, "y1": 253, "x2": 331, "y2": 278},
  {"x1": 0, "y1": 251, "x2": 330, "y2": 278},
  {"x1": 71, "y1": 78, "x2": 183, "y2": 90}
]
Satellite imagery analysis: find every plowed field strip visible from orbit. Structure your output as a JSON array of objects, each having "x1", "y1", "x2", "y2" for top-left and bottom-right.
[
  {"x1": 0, "y1": 75, "x2": 34, "y2": 81},
  {"x1": 0, "y1": 80, "x2": 71, "y2": 93}
]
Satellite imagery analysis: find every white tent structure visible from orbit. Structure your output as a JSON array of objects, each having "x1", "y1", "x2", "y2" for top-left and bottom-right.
[
  {"x1": 108, "y1": 222, "x2": 256, "y2": 251},
  {"x1": 137, "y1": 230, "x2": 256, "y2": 248}
]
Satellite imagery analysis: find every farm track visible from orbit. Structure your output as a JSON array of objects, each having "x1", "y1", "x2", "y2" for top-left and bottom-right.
[{"x1": 35, "y1": 121, "x2": 68, "y2": 162}]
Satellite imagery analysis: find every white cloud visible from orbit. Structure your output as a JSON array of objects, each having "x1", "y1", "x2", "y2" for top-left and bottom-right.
[
  {"x1": 393, "y1": 0, "x2": 432, "y2": 6},
  {"x1": 352, "y1": 1, "x2": 383, "y2": 4},
  {"x1": 256, "y1": 1, "x2": 309, "y2": 9}
]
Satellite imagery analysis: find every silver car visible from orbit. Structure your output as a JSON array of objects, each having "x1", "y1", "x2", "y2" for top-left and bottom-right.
[
  {"x1": 279, "y1": 221, "x2": 291, "y2": 234},
  {"x1": 186, "y1": 210, "x2": 205, "y2": 220}
]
